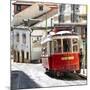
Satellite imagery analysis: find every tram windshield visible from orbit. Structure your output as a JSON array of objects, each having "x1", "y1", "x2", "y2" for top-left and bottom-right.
[{"x1": 63, "y1": 39, "x2": 71, "y2": 52}]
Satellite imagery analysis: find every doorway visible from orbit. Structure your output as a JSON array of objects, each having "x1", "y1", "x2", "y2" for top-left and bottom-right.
[
  {"x1": 17, "y1": 51, "x2": 20, "y2": 62},
  {"x1": 21, "y1": 50, "x2": 24, "y2": 63}
]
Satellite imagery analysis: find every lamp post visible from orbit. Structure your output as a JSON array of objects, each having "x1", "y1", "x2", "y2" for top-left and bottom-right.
[
  {"x1": 28, "y1": 26, "x2": 32, "y2": 63},
  {"x1": 27, "y1": 19, "x2": 33, "y2": 63}
]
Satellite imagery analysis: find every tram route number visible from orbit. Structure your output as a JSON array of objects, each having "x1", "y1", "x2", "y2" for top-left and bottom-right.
[{"x1": 61, "y1": 56, "x2": 74, "y2": 60}]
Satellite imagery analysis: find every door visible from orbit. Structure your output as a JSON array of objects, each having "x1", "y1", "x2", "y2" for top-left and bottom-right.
[
  {"x1": 14, "y1": 50, "x2": 16, "y2": 62},
  {"x1": 17, "y1": 51, "x2": 20, "y2": 62},
  {"x1": 21, "y1": 50, "x2": 24, "y2": 63}
]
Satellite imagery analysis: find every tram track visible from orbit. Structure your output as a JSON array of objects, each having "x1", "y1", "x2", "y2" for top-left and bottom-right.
[
  {"x1": 77, "y1": 74, "x2": 87, "y2": 80},
  {"x1": 45, "y1": 71, "x2": 87, "y2": 80}
]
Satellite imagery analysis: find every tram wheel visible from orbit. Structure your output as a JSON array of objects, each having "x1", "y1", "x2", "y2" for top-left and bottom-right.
[{"x1": 56, "y1": 72, "x2": 60, "y2": 77}]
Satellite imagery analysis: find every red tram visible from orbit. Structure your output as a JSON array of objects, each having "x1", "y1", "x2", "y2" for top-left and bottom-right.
[{"x1": 41, "y1": 27, "x2": 81, "y2": 76}]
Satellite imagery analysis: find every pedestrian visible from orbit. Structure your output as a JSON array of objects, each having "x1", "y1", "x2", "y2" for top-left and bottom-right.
[{"x1": 80, "y1": 48, "x2": 84, "y2": 70}]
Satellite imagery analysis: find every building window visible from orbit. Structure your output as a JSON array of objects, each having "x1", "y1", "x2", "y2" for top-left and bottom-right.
[
  {"x1": 74, "y1": 5, "x2": 79, "y2": 12},
  {"x1": 22, "y1": 34, "x2": 26, "y2": 44},
  {"x1": 26, "y1": 52, "x2": 29, "y2": 60},
  {"x1": 39, "y1": 4, "x2": 43, "y2": 11},
  {"x1": 37, "y1": 36, "x2": 41, "y2": 41},
  {"x1": 59, "y1": 4, "x2": 65, "y2": 23},
  {"x1": 59, "y1": 14, "x2": 64, "y2": 22},
  {"x1": 16, "y1": 33, "x2": 19, "y2": 42},
  {"x1": 71, "y1": 4, "x2": 80, "y2": 22},
  {"x1": 16, "y1": 5, "x2": 21, "y2": 11},
  {"x1": 60, "y1": 4, "x2": 65, "y2": 12}
]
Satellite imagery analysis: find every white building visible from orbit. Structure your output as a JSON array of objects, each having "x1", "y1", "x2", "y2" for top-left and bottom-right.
[
  {"x1": 13, "y1": 25, "x2": 46, "y2": 63},
  {"x1": 13, "y1": 26, "x2": 31, "y2": 63}
]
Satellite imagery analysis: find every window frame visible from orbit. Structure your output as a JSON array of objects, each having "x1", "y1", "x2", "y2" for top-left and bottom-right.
[
  {"x1": 72, "y1": 38, "x2": 79, "y2": 52},
  {"x1": 16, "y1": 4, "x2": 21, "y2": 12},
  {"x1": 16, "y1": 33, "x2": 19, "y2": 42},
  {"x1": 62, "y1": 38, "x2": 72, "y2": 53},
  {"x1": 22, "y1": 33, "x2": 26, "y2": 44},
  {"x1": 53, "y1": 39, "x2": 62, "y2": 53}
]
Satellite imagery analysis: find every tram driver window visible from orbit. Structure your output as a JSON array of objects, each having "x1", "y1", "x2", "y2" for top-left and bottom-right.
[{"x1": 63, "y1": 39, "x2": 71, "y2": 52}]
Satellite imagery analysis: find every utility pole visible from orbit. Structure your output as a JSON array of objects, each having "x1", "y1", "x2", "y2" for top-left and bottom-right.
[
  {"x1": 28, "y1": 27, "x2": 32, "y2": 63},
  {"x1": 45, "y1": 12, "x2": 48, "y2": 35}
]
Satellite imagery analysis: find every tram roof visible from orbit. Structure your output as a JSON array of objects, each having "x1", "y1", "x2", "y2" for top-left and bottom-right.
[
  {"x1": 41, "y1": 31, "x2": 79, "y2": 44},
  {"x1": 56, "y1": 31, "x2": 71, "y2": 35}
]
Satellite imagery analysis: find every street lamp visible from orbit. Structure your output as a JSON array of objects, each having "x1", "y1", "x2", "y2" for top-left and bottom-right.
[{"x1": 28, "y1": 27, "x2": 33, "y2": 63}]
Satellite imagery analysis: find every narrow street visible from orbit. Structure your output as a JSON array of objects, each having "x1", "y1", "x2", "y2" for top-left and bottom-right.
[{"x1": 11, "y1": 62, "x2": 87, "y2": 90}]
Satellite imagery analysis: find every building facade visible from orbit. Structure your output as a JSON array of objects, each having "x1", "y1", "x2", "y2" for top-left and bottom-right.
[
  {"x1": 13, "y1": 26, "x2": 31, "y2": 63},
  {"x1": 12, "y1": 25, "x2": 46, "y2": 63}
]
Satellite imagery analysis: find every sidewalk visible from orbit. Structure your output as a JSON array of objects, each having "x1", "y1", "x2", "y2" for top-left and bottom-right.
[{"x1": 80, "y1": 69, "x2": 87, "y2": 77}]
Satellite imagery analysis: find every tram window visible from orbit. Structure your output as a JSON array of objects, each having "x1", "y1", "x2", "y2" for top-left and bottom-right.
[
  {"x1": 53, "y1": 39, "x2": 61, "y2": 53},
  {"x1": 73, "y1": 38, "x2": 78, "y2": 52},
  {"x1": 73, "y1": 45, "x2": 78, "y2": 52},
  {"x1": 63, "y1": 39, "x2": 71, "y2": 52},
  {"x1": 57, "y1": 39, "x2": 61, "y2": 52},
  {"x1": 50, "y1": 41, "x2": 52, "y2": 54},
  {"x1": 26, "y1": 52, "x2": 29, "y2": 60},
  {"x1": 53, "y1": 40, "x2": 58, "y2": 53}
]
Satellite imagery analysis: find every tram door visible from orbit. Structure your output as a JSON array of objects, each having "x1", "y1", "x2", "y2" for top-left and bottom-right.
[{"x1": 21, "y1": 50, "x2": 24, "y2": 63}]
